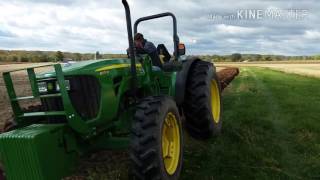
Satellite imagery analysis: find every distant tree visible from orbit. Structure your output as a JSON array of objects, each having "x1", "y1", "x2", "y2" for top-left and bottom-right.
[
  {"x1": 39, "y1": 55, "x2": 49, "y2": 62},
  {"x1": 48, "y1": 56, "x2": 56, "y2": 62},
  {"x1": 75, "y1": 53, "x2": 82, "y2": 61},
  {"x1": 315, "y1": 55, "x2": 320, "y2": 60},
  {"x1": 95, "y1": 51, "x2": 102, "y2": 59},
  {"x1": 276, "y1": 55, "x2": 285, "y2": 61},
  {"x1": 20, "y1": 56, "x2": 29, "y2": 62},
  {"x1": 55, "y1": 51, "x2": 64, "y2": 62},
  {"x1": 255, "y1": 54, "x2": 262, "y2": 61},
  {"x1": 264, "y1": 56, "x2": 272, "y2": 61},
  {"x1": 306, "y1": 56, "x2": 312, "y2": 60},
  {"x1": 31, "y1": 55, "x2": 40, "y2": 62},
  {"x1": 231, "y1": 53, "x2": 242, "y2": 62},
  {"x1": 211, "y1": 55, "x2": 221, "y2": 62},
  {"x1": 220, "y1": 56, "x2": 227, "y2": 62},
  {"x1": 1, "y1": 56, "x2": 7, "y2": 62},
  {"x1": 10, "y1": 55, "x2": 19, "y2": 62}
]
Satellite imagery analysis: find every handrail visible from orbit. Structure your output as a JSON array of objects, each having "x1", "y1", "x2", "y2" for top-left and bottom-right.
[{"x1": 3, "y1": 63, "x2": 54, "y2": 73}]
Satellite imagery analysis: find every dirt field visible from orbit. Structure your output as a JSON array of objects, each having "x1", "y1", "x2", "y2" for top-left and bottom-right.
[{"x1": 216, "y1": 62, "x2": 320, "y2": 78}]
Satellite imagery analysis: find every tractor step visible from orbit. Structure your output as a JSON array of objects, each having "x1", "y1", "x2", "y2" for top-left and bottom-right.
[
  {"x1": 12, "y1": 93, "x2": 62, "y2": 101},
  {"x1": 19, "y1": 111, "x2": 66, "y2": 118}
]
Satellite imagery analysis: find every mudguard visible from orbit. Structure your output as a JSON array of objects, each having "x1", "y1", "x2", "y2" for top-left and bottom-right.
[{"x1": 175, "y1": 56, "x2": 201, "y2": 105}]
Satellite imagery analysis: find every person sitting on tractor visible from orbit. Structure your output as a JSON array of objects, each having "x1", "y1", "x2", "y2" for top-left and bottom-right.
[{"x1": 133, "y1": 33, "x2": 162, "y2": 68}]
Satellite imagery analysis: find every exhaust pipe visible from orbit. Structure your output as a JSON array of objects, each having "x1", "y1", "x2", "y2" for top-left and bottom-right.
[{"x1": 122, "y1": 0, "x2": 137, "y2": 94}]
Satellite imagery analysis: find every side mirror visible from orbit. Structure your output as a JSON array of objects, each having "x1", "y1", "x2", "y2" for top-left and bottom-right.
[{"x1": 178, "y1": 43, "x2": 186, "y2": 56}]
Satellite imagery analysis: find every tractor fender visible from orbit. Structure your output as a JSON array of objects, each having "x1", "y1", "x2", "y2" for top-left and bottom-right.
[{"x1": 175, "y1": 56, "x2": 201, "y2": 105}]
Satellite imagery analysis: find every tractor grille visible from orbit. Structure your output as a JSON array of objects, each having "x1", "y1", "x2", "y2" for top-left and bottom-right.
[{"x1": 41, "y1": 75, "x2": 101, "y2": 121}]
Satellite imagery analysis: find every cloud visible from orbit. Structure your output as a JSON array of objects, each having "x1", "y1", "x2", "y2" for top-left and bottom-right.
[
  {"x1": 0, "y1": 0, "x2": 319, "y2": 55},
  {"x1": 0, "y1": 28, "x2": 15, "y2": 38},
  {"x1": 304, "y1": 30, "x2": 320, "y2": 39},
  {"x1": 215, "y1": 24, "x2": 262, "y2": 35}
]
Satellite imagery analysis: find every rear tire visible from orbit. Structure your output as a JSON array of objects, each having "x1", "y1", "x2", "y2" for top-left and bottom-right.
[
  {"x1": 130, "y1": 96, "x2": 183, "y2": 180},
  {"x1": 183, "y1": 60, "x2": 222, "y2": 139}
]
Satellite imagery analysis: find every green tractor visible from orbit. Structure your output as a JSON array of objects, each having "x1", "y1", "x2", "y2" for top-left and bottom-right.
[{"x1": 0, "y1": 0, "x2": 222, "y2": 179}]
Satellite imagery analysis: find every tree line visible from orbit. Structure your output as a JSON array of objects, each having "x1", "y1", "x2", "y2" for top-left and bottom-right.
[
  {"x1": 200, "y1": 53, "x2": 320, "y2": 62},
  {"x1": 0, "y1": 50, "x2": 319, "y2": 63},
  {"x1": 0, "y1": 50, "x2": 126, "y2": 63}
]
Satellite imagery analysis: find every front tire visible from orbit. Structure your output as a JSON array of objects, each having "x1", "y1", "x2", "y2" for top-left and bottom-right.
[{"x1": 130, "y1": 96, "x2": 183, "y2": 180}]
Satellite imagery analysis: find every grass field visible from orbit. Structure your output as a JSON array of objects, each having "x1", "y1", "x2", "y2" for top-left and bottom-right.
[{"x1": 181, "y1": 67, "x2": 320, "y2": 179}]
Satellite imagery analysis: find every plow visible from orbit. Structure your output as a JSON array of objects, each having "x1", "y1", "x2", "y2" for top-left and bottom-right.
[{"x1": 0, "y1": 1, "x2": 238, "y2": 180}]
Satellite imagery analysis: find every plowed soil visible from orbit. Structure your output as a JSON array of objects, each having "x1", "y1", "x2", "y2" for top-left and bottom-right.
[{"x1": 217, "y1": 67, "x2": 240, "y2": 90}]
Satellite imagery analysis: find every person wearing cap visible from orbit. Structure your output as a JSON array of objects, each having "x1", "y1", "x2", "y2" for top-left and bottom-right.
[{"x1": 133, "y1": 33, "x2": 162, "y2": 68}]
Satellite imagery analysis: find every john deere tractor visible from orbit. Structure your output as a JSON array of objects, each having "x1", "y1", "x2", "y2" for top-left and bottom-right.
[{"x1": 0, "y1": 1, "x2": 222, "y2": 179}]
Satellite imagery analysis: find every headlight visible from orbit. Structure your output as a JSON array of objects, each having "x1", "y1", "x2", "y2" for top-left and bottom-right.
[
  {"x1": 38, "y1": 80, "x2": 70, "y2": 93},
  {"x1": 56, "y1": 80, "x2": 70, "y2": 91},
  {"x1": 38, "y1": 82, "x2": 48, "y2": 93}
]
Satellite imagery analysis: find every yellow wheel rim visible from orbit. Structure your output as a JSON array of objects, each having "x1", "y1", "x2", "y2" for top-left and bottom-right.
[
  {"x1": 211, "y1": 79, "x2": 221, "y2": 123},
  {"x1": 162, "y1": 112, "x2": 180, "y2": 175}
]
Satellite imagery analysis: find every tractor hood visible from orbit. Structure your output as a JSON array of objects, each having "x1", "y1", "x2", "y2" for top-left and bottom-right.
[{"x1": 37, "y1": 58, "x2": 133, "y2": 78}]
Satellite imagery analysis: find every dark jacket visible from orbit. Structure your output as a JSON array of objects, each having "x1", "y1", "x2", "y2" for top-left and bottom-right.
[{"x1": 136, "y1": 39, "x2": 162, "y2": 68}]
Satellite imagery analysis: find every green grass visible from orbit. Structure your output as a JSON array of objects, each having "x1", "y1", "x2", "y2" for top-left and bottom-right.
[{"x1": 181, "y1": 67, "x2": 320, "y2": 180}]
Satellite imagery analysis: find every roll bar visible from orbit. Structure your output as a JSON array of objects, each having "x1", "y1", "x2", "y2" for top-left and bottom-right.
[
  {"x1": 122, "y1": 0, "x2": 182, "y2": 94},
  {"x1": 134, "y1": 12, "x2": 180, "y2": 60}
]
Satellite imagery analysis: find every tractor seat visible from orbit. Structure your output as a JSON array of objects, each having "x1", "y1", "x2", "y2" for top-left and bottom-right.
[
  {"x1": 156, "y1": 44, "x2": 181, "y2": 72},
  {"x1": 157, "y1": 44, "x2": 171, "y2": 64}
]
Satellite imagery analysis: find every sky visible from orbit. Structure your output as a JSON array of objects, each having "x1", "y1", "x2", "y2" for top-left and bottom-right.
[{"x1": 0, "y1": 0, "x2": 319, "y2": 55}]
